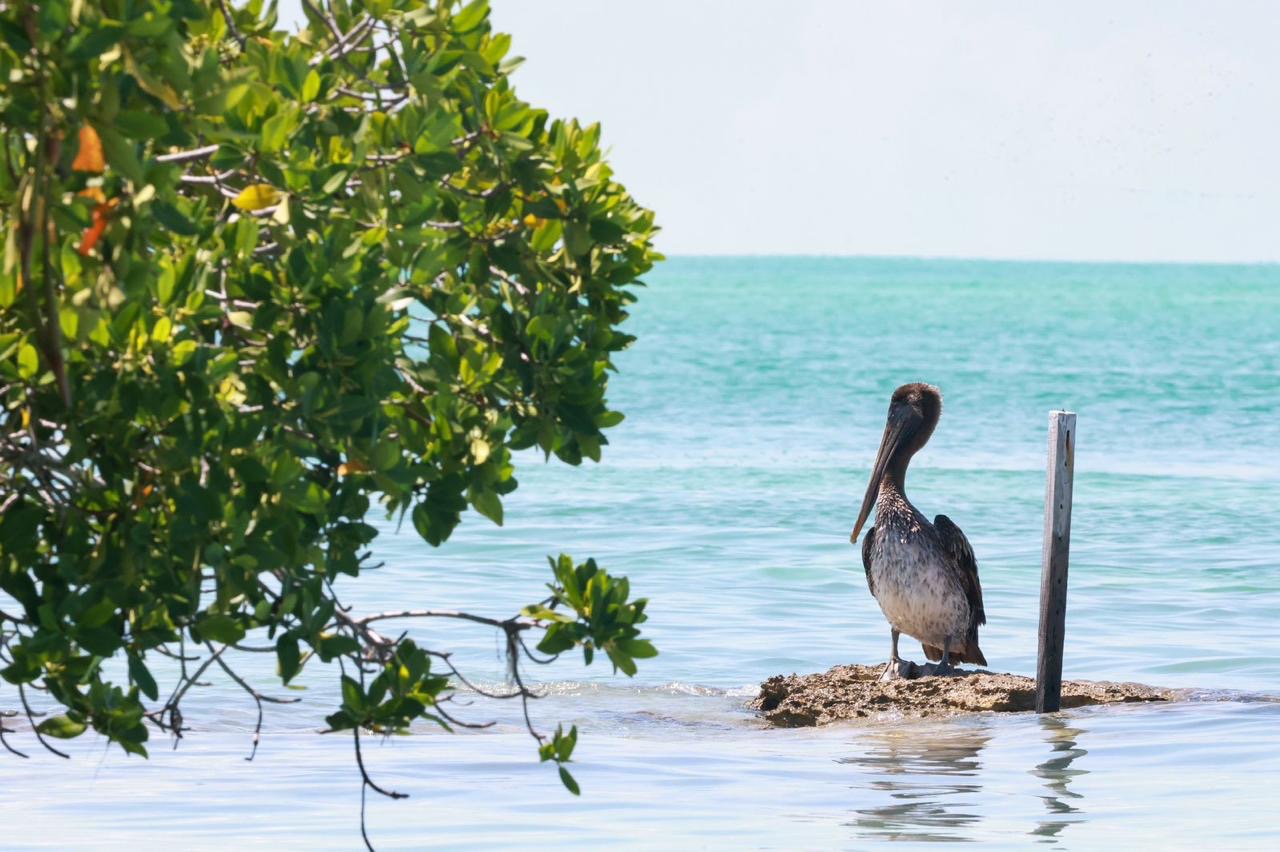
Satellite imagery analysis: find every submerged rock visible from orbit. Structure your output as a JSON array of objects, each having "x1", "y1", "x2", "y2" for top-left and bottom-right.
[{"x1": 751, "y1": 663, "x2": 1172, "y2": 727}]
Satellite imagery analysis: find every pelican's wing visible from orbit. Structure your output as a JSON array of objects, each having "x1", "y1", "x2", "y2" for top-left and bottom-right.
[
  {"x1": 934, "y1": 515, "x2": 985, "y2": 627},
  {"x1": 861, "y1": 526, "x2": 877, "y2": 598}
]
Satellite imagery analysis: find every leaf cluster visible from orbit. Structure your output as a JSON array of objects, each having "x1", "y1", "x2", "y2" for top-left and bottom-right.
[
  {"x1": 529, "y1": 554, "x2": 656, "y2": 676},
  {"x1": 0, "y1": 0, "x2": 660, "y2": 811}
]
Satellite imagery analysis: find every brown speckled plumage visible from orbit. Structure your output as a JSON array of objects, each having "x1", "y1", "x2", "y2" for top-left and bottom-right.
[{"x1": 852, "y1": 384, "x2": 987, "y2": 667}]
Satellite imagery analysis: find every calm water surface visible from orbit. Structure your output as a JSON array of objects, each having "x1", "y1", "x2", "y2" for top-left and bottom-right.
[{"x1": 5, "y1": 257, "x2": 1280, "y2": 848}]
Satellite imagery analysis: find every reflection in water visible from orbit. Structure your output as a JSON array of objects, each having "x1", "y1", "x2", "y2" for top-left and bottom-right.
[
  {"x1": 842, "y1": 723, "x2": 992, "y2": 843},
  {"x1": 840, "y1": 716, "x2": 1092, "y2": 844},
  {"x1": 1031, "y1": 716, "x2": 1089, "y2": 843}
]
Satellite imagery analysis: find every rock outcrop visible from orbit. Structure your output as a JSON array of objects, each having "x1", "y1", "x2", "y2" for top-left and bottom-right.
[{"x1": 752, "y1": 664, "x2": 1172, "y2": 727}]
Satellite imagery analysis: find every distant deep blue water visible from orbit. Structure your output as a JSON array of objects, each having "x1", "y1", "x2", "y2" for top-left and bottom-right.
[{"x1": 5, "y1": 257, "x2": 1280, "y2": 848}]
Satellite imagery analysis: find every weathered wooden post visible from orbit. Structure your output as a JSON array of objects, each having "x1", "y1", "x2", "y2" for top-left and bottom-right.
[{"x1": 1036, "y1": 410, "x2": 1076, "y2": 713}]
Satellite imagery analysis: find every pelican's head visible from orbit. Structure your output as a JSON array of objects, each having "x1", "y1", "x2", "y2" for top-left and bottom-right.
[{"x1": 850, "y1": 383, "x2": 942, "y2": 543}]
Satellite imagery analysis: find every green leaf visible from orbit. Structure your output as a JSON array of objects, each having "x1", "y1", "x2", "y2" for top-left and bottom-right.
[
  {"x1": 453, "y1": 0, "x2": 490, "y2": 33},
  {"x1": 171, "y1": 339, "x2": 198, "y2": 366},
  {"x1": 616, "y1": 638, "x2": 658, "y2": 659},
  {"x1": 605, "y1": 645, "x2": 638, "y2": 677},
  {"x1": 118, "y1": 739, "x2": 150, "y2": 758},
  {"x1": 320, "y1": 169, "x2": 350, "y2": 196},
  {"x1": 595, "y1": 411, "x2": 625, "y2": 428},
  {"x1": 340, "y1": 675, "x2": 365, "y2": 713},
  {"x1": 283, "y1": 480, "x2": 328, "y2": 514},
  {"x1": 558, "y1": 766, "x2": 580, "y2": 795},
  {"x1": 563, "y1": 221, "x2": 590, "y2": 256},
  {"x1": 98, "y1": 127, "x2": 145, "y2": 183},
  {"x1": 261, "y1": 111, "x2": 292, "y2": 153},
  {"x1": 340, "y1": 305, "x2": 363, "y2": 345},
  {"x1": 525, "y1": 315, "x2": 555, "y2": 343},
  {"x1": 556, "y1": 725, "x2": 578, "y2": 761},
  {"x1": 16, "y1": 342, "x2": 38, "y2": 379},
  {"x1": 81, "y1": 597, "x2": 117, "y2": 627},
  {"x1": 233, "y1": 216, "x2": 258, "y2": 256},
  {"x1": 370, "y1": 439, "x2": 400, "y2": 472},
  {"x1": 151, "y1": 316, "x2": 172, "y2": 343},
  {"x1": 302, "y1": 69, "x2": 321, "y2": 102},
  {"x1": 37, "y1": 714, "x2": 87, "y2": 739},
  {"x1": 128, "y1": 650, "x2": 159, "y2": 700},
  {"x1": 195, "y1": 613, "x2": 246, "y2": 645},
  {"x1": 65, "y1": 20, "x2": 125, "y2": 60},
  {"x1": 471, "y1": 489, "x2": 503, "y2": 525},
  {"x1": 317, "y1": 633, "x2": 360, "y2": 661},
  {"x1": 536, "y1": 625, "x2": 575, "y2": 656},
  {"x1": 77, "y1": 626, "x2": 122, "y2": 656},
  {"x1": 589, "y1": 217, "x2": 626, "y2": 243},
  {"x1": 277, "y1": 634, "x2": 302, "y2": 683},
  {"x1": 115, "y1": 110, "x2": 169, "y2": 140},
  {"x1": 154, "y1": 262, "x2": 176, "y2": 305},
  {"x1": 0, "y1": 272, "x2": 14, "y2": 309},
  {"x1": 152, "y1": 200, "x2": 198, "y2": 236},
  {"x1": 529, "y1": 219, "x2": 562, "y2": 253}
]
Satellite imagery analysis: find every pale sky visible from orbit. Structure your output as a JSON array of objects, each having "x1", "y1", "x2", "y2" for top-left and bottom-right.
[{"x1": 285, "y1": 1, "x2": 1280, "y2": 262}]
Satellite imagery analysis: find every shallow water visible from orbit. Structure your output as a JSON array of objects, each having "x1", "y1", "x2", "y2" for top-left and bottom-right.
[{"x1": 4, "y1": 257, "x2": 1280, "y2": 848}]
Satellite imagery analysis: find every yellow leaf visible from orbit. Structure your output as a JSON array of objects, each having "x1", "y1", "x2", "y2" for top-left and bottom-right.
[
  {"x1": 522, "y1": 213, "x2": 539, "y2": 227},
  {"x1": 72, "y1": 126, "x2": 105, "y2": 173},
  {"x1": 232, "y1": 184, "x2": 281, "y2": 211},
  {"x1": 218, "y1": 375, "x2": 247, "y2": 406},
  {"x1": 338, "y1": 460, "x2": 370, "y2": 476}
]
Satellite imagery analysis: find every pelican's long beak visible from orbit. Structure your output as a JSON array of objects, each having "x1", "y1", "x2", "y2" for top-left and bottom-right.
[{"x1": 850, "y1": 409, "x2": 909, "y2": 543}]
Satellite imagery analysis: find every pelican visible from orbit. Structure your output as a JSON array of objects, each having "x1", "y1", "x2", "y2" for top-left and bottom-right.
[{"x1": 850, "y1": 383, "x2": 987, "y2": 679}]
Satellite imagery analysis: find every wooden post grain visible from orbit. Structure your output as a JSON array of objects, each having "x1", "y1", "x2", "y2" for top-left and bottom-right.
[{"x1": 1036, "y1": 411, "x2": 1076, "y2": 713}]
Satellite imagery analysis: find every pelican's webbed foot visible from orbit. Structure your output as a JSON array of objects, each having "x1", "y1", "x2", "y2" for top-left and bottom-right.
[
  {"x1": 920, "y1": 643, "x2": 961, "y2": 677},
  {"x1": 880, "y1": 628, "x2": 915, "y2": 680},
  {"x1": 880, "y1": 658, "x2": 915, "y2": 681},
  {"x1": 919, "y1": 660, "x2": 960, "y2": 677}
]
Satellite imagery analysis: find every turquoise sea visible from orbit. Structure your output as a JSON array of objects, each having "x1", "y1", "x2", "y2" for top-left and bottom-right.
[{"x1": 5, "y1": 257, "x2": 1280, "y2": 848}]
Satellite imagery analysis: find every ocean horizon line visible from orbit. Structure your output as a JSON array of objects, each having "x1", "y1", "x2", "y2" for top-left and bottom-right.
[{"x1": 656, "y1": 252, "x2": 1280, "y2": 269}]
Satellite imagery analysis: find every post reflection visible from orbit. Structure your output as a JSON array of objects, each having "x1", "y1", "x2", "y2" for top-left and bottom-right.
[
  {"x1": 1030, "y1": 715, "x2": 1089, "y2": 843},
  {"x1": 841, "y1": 722, "x2": 991, "y2": 843}
]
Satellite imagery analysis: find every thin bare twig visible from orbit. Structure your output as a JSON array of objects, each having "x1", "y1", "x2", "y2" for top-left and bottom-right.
[
  {"x1": 425, "y1": 651, "x2": 523, "y2": 700},
  {"x1": 430, "y1": 700, "x2": 495, "y2": 731},
  {"x1": 216, "y1": 0, "x2": 246, "y2": 49},
  {"x1": 151, "y1": 644, "x2": 200, "y2": 662},
  {"x1": 0, "y1": 723, "x2": 28, "y2": 759},
  {"x1": 152, "y1": 643, "x2": 228, "y2": 741},
  {"x1": 19, "y1": 683, "x2": 68, "y2": 759},
  {"x1": 156, "y1": 145, "x2": 220, "y2": 164},
  {"x1": 489, "y1": 265, "x2": 530, "y2": 296},
  {"x1": 208, "y1": 643, "x2": 300, "y2": 761},
  {"x1": 353, "y1": 725, "x2": 407, "y2": 852},
  {"x1": 505, "y1": 631, "x2": 544, "y2": 744},
  {"x1": 516, "y1": 633, "x2": 559, "y2": 666},
  {"x1": 356, "y1": 610, "x2": 532, "y2": 632}
]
